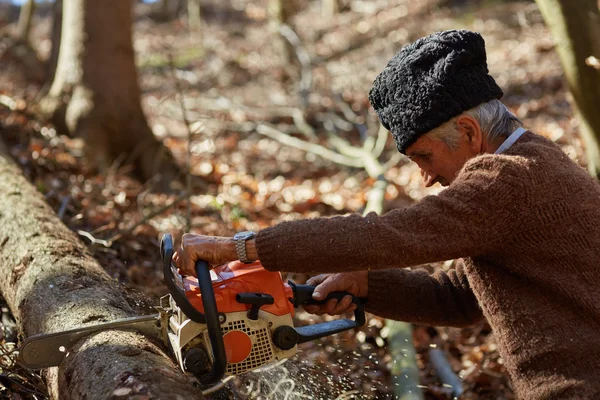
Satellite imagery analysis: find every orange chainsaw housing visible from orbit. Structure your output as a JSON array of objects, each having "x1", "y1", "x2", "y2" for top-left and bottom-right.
[{"x1": 183, "y1": 260, "x2": 296, "y2": 318}]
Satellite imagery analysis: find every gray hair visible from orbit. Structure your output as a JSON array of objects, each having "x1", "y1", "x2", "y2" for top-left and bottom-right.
[{"x1": 427, "y1": 100, "x2": 523, "y2": 149}]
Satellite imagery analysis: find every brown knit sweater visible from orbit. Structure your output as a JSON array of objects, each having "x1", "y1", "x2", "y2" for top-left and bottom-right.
[{"x1": 256, "y1": 132, "x2": 600, "y2": 399}]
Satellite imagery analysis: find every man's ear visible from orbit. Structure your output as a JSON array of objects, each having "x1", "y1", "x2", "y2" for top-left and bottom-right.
[{"x1": 456, "y1": 115, "x2": 483, "y2": 147}]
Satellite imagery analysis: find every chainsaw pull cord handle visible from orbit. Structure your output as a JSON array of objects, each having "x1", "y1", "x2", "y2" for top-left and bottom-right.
[
  {"x1": 160, "y1": 234, "x2": 227, "y2": 385},
  {"x1": 288, "y1": 281, "x2": 366, "y2": 344}
]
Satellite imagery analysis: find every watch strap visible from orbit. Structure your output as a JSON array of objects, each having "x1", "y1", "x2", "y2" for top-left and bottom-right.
[{"x1": 234, "y1": 231, "x2": 256, "y2": 263}]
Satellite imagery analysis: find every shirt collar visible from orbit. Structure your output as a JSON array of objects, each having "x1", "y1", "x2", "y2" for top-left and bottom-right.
[{"x1": 494, "y1": 127, "x2": 527, "y2": 154}]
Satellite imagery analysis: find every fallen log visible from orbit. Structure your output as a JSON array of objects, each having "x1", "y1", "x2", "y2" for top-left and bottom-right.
[{"x1": 0, "y1": 139, "x2": 206, "y2": 399}]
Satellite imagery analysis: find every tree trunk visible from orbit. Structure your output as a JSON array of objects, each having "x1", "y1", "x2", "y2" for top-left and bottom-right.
[
  {"x1": 268, "y1": 0, "x2": 296, "y2": 66},
  {"x1": 321, "y1": 0, "x2": 339, "y2": 18},
  {"x1": 188, "y1": 0, "x2": 201, "y2": 32},
  {"x1": 16, "y1": 0, "x2": 36, "y2": 43},
  {"x1": 40, "y1": 0, "x2": 182, "y2": 190},
  {"x1": 46, "y1": 0, "x2": 62, "y2": 84},
  {"x1": 0, "y1": 139, "x2": 206, "y2": 399},
  {"x1": 535, "y1": 0, "x2": 600, "y2": 178}
]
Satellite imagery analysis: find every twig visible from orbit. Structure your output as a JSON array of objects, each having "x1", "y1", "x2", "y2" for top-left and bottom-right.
[
  {"x1": 279, "y1": 24, "x2": 312, "y2": 108},
  {"x1": 291, "y1": 108, "x2": 318, "y2": 140},
  {"x1": 56, "y1": 195, "x2": 71, "y2": 220},
  {"x1": 371, "y1": 123, "x2": 389, "y2": 159},
  {"x1": 167, "y1": 50, "x2": 195, "y2": 232},
  {"x1": 77, "y1": 230, "x2": 113, "y2": 247},
  {"x1": 586, "y1": 56, "x2": 600, "y2": 70},
  {"x1": 320, "y1": 111, "x2": 354, "y2": 132},
  {"x1": 333, "y1": 93, "x2": 361, "y2": 125},
  {"x1": 428, "y1": 348, "x2": 464, "y2": 399}
]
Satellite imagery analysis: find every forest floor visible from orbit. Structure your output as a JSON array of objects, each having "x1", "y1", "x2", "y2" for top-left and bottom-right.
[{"x1": 0, "y1": 0, "x2": 585, "y2": 399}]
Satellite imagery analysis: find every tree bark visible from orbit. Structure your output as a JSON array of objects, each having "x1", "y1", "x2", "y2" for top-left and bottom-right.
[
  {"x1": 535, "y1": 0, "x2": 600, "y2": 178},
  {"x1": 0, "y1": 139, "x2": 205, "y2": 399},
  {"x1": 40, "y1": 0, "x2": 182, "y2": 190},
  {"x1": 46, "y1": 0, "x2": 62, "y2": 84},
  {"x1": 16, "y1": 0, "x2": 36, "y2": 43}
]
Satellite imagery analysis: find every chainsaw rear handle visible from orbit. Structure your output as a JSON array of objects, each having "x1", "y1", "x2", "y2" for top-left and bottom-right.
[
  {"x1": 288, "y1": 281, "x2": 366, "y2": 344},
  {"x1": 160, "y1": 234, "x2": 227, "y2": 385}
]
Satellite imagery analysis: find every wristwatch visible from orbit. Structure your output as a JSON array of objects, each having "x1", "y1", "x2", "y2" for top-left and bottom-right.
[{"x1": 233, "y1": 231, "x2": 256, "y2": 263}]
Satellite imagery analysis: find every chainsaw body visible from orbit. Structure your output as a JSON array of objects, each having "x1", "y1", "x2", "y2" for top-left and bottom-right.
[
  {"x1": 159, "y1": 234, "x2": 366, "y2": 385},
  {"x1": 163, "y1": 261, "x2": 298, "y2": 378}
]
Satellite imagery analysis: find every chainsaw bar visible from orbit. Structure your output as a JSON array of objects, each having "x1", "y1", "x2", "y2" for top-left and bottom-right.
[{"x1": 19, "y1": 314, "x2": 162, "y2": 369}]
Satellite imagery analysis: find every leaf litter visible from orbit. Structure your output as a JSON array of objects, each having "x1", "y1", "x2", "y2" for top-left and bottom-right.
[{"x1": 0, "y1": 0, "x2": 587, "y2": 398}]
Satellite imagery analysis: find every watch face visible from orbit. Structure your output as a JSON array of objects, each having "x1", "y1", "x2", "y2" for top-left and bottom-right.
[{"x1": 236, "y1": 231, "x2": 256, "y2": 240}]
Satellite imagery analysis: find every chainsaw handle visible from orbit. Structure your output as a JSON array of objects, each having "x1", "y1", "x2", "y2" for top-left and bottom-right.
[
  {"x1": 160, "y1": 234, "x2": 207, "y2": 324},
  {"x1": 194, "y1": 257, "x2": 227, "y2": 385},
  {"x1": 160, "y1": 234, "x2": 227, "y2": 385},
  {"x1": 288, "y1": 282, "x2": 366, "y2": 344}
]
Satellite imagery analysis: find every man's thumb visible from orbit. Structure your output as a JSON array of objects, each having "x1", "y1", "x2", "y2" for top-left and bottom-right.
[{"x1": 312, "y1": 278, "x2": 337, "y2": 300}]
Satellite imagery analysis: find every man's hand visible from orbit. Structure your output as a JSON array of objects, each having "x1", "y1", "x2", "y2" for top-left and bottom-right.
[
  {"x1": 303, "y1": 271, "x2": 368, "y2": 316},
  {"x1": 173, "y1": 233, "x2": 239, "y2": 276}
]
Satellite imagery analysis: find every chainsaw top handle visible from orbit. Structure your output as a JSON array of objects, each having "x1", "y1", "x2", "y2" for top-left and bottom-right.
[{"x1": 160, "y1": 234, "x2": 227, "y2": 385}]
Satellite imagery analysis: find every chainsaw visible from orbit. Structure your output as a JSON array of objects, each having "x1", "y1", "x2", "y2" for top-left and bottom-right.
[{"x1": 19, "y1": 233, "x2": 365, "y2": 387}]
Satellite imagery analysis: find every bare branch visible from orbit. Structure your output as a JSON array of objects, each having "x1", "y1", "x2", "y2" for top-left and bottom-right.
[
  {"x1": 279, "y1": 24, "x2": 312, "y2": 108},
  {"x1": 167, "y1": 49, "x2": 194, "y2": 231},
  {"x1": 255, "y1": 123, "x2": 364, "y2": 168},
  {"x1": 383, "y1": 152, "x2": 404, "y2": 170},
  {"x1": 291, "y1": 108, "x2": 318, "y2": 140},
  {"x1": 429, "y1": 348, "x2": 464, "y2": 398},
  {"x1": 363, "y1": 176, "x2": 387, "y2": 215},
  {"x1": 372, "y1": 123, "x2": 389, "y2": 158},
  {"x1": 77, "y1": 230, "x2": 113, "y2": 247}
]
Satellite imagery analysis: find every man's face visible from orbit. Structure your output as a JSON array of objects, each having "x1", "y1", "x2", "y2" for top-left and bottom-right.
[{"x1": 404, "y1": 116, "x2": 485, "y2": 187}]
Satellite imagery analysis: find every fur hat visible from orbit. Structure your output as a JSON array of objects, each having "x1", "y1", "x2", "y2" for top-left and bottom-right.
[{"x1": 368, "y1": 30, "x2": 503, "y2": 154}]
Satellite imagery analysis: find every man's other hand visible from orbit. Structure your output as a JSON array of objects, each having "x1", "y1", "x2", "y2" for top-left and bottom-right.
[{"x1": 303, "y1": 271, "x2": 368, "y2": 316}]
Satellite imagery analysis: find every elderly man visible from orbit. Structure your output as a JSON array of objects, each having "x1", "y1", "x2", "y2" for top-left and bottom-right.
[{"x1": 174, "y1": 30, "x2": 600, "y2": 398}]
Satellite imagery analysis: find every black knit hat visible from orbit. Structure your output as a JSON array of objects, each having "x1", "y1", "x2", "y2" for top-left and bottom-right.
[{"x1": 368, "y1": 30, "x2": 503, "y2": 154}]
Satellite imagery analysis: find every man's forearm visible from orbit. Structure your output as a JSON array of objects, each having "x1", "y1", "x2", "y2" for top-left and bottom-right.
[{"x1": 366, "y1": 262, "x2": 484, "y2": 328}]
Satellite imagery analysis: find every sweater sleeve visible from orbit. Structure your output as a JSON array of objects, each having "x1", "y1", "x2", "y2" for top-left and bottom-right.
[
  {"x1": 365, "y1": 261, "x2": 484, "y2": 327},
  {"x1": 256, "y1": 154, "x2": 527, "y2": 273}
]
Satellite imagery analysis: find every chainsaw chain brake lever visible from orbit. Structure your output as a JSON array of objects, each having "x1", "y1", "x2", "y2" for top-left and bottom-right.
[
  {"x1": 160, "y1": 234, "x2": 227, "y2": 385},
  {"x1": 283, "y1": 281, "x2": 366, "y2": 345}
]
